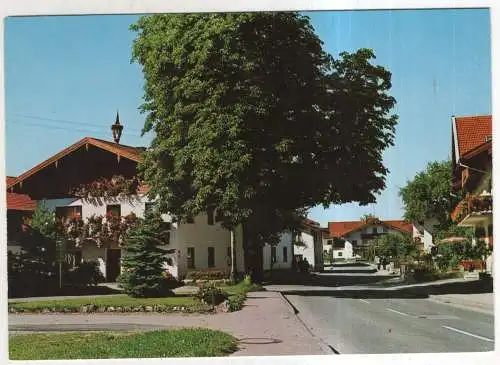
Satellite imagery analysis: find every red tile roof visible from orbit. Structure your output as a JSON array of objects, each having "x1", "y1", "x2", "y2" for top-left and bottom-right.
[
  {"x1": 328, "y1": 219, "x2": 413, "y2": 237},
  {"x1": 7, "y1": 137, "x2": 145, "y2": 189},
  {"x1": 454, "y1": 115, "x2": 492, "y2": 159},
  {"x1": 6, "y1": 177, "x2": 36, "y2": 211}
]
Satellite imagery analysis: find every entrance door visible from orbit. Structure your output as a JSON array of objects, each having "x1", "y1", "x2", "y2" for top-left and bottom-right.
[{"x1": 106, "y1": 249, "x2": 121, "y2": 282}]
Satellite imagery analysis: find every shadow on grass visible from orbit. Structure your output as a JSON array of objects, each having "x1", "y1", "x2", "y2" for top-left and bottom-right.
[
  {"x1": 9, "y1": 285, "x2": 123, "y2": 299},
  {"x1": 282, "y1": 278, "x2": 493, "y2": 300}
]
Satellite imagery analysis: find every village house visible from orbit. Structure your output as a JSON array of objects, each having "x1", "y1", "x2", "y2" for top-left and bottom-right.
[
  {"x1": 450, "y1": 115, "x2": 493, "y2": 274},
  {"x1": 7, "y1": 115, "x2": 323, "y2": 280},
  {"x1": 7, "y1": 116, "x2": 245, "y2": 281},
  {"x1": 325, "y1": 218, "x2": 414, "y2": 260}
]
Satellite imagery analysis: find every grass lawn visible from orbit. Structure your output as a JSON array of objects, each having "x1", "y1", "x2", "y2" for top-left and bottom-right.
[
  {"x1": 9, "y1": 329, "x2": 238, "y2": 359},
  {"x1": 9, "y1": 294, "x2": 206, "y2": 312},
  {"x1": 8, "y1": 280, "x2": 263, "y2": 313}
]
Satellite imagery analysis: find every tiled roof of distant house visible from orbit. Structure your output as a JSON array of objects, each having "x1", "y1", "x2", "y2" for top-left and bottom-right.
[
  {"x1": 7, "y1": 137, "x2": 146, "y2": 190},
  {"x1": 6, "y1": 177, "x2": 36, "y2": 211},
  {"x1": 453, "y1": 115, "x2": 492, "y2": 160},
  {"x1": 328, "y1": 219, "x2": 413, "y2": 238}
]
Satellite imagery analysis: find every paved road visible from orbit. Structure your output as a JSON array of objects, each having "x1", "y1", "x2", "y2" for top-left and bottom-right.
[{"x1": 285, "y1": 293, "x2": 494, "y2": 354}]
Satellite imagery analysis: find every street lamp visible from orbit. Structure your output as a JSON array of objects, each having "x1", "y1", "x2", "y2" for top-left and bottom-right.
[{"x1": 111, "y1": 111, "x2": 123, "y2": 144}]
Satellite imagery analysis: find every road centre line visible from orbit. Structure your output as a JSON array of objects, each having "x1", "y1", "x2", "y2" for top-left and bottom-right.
[
  {"x1": 442, "y1": 325, "x2": 494, "y2": 343},
  {"x1": 386, "y1": 308, "x2": 410, "y2": 317},
  {"x1": 358, "y1": 299, "x2": 370, "y2": 304}
]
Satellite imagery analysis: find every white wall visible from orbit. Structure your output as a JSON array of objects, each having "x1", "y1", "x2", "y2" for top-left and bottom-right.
[
  {"x1": 294, "y1": 230, "x2": 315, "y2": 266},
  {"x1": 38, "y1": 195, "x2": 243, "y2": 280},
  {"x1": 263, "y1": 231, "x2": 293, "y2": 270}
]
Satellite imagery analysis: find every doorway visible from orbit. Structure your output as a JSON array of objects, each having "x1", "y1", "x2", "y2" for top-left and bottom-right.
[{"x1": 106, "y1": 249, "x2": 121, "y2": 282}]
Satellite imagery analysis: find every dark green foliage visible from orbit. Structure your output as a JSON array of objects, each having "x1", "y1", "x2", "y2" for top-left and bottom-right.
[
  {"x1": 119, "y1": 212, "x2": 172, "y2": 297},
  {"x1": 130, "y1": 13, "x2": 398, "y2": 277},
  {"x1": 195, "y1": 284, "x2": 228, "y2": 305},
  {"x1": 436, "y1": 239, "x2": 491, "y2": 271},
  {"x1": 8, "y1": 206, "x2": 59, "y2": 297},
  {"x1": 374, "y1": 232, "x2": 419, "y2": 263},
  {"x1": 65, "y1": 260, "x2": 105, "y2": 286},
  {"x1": 400, "y1": 160, "x2": 459, "y2": 228},
  {"x1": 412, "y1": 263, "x2": 439, "y2": 282},
  {"x1": 227, "y1": 293, "x2": 246, "y2": 312}
]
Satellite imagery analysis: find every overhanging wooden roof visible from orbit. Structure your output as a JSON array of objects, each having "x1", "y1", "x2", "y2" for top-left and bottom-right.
[{"x1": 7, "y1": 137, "x2": 145, "y2": 191}]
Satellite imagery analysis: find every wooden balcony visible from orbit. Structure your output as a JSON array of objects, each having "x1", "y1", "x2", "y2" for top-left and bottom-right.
[{"x1": 451, "y1": 194, "x2": 493, "y2": 227}]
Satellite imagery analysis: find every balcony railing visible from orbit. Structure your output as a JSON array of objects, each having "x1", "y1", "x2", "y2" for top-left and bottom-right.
[{"x1": 451, "y1": 194, "x2": 493, "y2": 224}]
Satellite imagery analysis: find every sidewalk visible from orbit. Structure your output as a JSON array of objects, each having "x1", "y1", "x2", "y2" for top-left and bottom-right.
[
  {"x1": 9, "y1": 291, "x2": 331, "y2": 357},
  {"x1": 428, "y1": 292, "x2": 494, "y2": 314}
]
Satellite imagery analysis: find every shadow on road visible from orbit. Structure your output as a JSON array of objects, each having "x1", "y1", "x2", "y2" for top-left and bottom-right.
[
  {"x1": 282, "y1": 278, "x2": 493, "y2": 300},
  {"x1": 264, "y1": 272, "x2": 394, "y2": 287}
]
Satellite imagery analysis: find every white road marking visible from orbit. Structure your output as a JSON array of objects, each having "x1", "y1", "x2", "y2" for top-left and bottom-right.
[
  {"x1": 386, "y1": 308, "x2": 410, "y2": 317},
  {"x1": 359, "y1": 299, "x2": 370, "y2": 304},
  {"x1": 442, "y1": 326, "x2": 494, "y2": 342}
]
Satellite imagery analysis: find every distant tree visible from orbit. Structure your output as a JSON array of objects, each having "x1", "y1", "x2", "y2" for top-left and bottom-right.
[
  {"x1": 131, "y1": 13, "x2": 398, "y2": 281},
  {"x1": 360, "y1": 214, "x2": 379, "y2": 222},
  {"x1": 119, "y1": 212, "x2": 173, "y2": 297},
  {"x1": 399, "y1": 160, "x2": 459, "y2": 228},
  {"x1": 374, "y1": 232, "x2": 418, "y2": 263}
]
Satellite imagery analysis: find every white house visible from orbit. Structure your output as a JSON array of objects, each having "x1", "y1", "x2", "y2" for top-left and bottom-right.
[
  {"x1": 262, "y1": 231, "x2": 293, "y2": 271},
  {"x1": 326, "y1": 218, "x2": 414, "y2": 260},
  {"x1": 293, "y1": 218, "x2": 324, "y2": 271},
  {"x1": 412, "y1": 218, "x2": 438, "y2": 253},
  {"x1": 7, "y1": 133, "x2": 245, "y2": 281}
]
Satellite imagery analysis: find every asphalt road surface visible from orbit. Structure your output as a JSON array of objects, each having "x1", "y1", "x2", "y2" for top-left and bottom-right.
[{"x1": 285, "y1": 293, "x2": 494, "y2": 354}]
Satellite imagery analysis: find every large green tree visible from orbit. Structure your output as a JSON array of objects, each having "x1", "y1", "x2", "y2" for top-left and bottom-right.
[
  {"x1": 131, "y1": 13, "x2": 398, "y2": 279},
  {"x1": 399, "y1": 160, "x2": 459, "y2": 228}
]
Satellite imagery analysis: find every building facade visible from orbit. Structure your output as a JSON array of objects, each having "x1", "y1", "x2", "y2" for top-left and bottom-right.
[
  {"x1": 450, "y1": 115, "x2": 493, "y2": 273},
  {"x1": 326, "y1": 218, "x2": 414, "y2": 260}
]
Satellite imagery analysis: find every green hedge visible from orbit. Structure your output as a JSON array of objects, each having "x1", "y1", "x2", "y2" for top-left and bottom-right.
[{"x1": 185, "y1": 270, "x2": 228, "y2": 281}]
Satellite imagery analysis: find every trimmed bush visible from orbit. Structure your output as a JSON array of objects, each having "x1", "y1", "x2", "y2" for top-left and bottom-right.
[
  {"x1": 412, "y1": 264, "x2": 439, "y2": 282},
  {"x1": 186, "y1": 269, "x2": 228, "y2": 281},
  {"x1": 195, "y1": 284, "x2": 228, "y2": 306},
  {"x1": 66, "y1": 261, "x2": 105, "y2": 286},
  {"x1": 227, "y1": 294, "x2": 246, "y2": 312}
]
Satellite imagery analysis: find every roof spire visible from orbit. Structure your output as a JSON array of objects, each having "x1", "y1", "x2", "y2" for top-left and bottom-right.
[{"x1": 111, "y1": 110, "x2": 124, "y2": 144}]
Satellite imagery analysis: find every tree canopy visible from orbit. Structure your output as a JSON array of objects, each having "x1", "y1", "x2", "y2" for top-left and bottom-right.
[
  {"x1": 399, "y1": 160, "x2": 458, "y2": 228},
  {"x1": 131, "y1": 13, "x2": 398, "y2": 249},
  {"x1": 374, "y1": 232, "x2": 418, "y2": 262}
]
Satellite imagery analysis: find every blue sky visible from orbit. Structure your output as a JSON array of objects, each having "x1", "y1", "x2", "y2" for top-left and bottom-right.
[{"x1": 4, "y1": 9, "x2": 491, "y2": 226}]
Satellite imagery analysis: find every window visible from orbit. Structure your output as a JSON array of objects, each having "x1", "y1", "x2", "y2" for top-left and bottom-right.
[
  {"x1": 271, "y1": 246, "x2": 277, "y2": 263},
  {"x1": 383, "y1": 227, "x2": 388, "y2": 233},
  {"x1": 352, "y1": 240, "x2": 357, "y2": 245},
  {"x1": 65, "y1": 250, "x2": 82, "y2": 268},
  {"x1": 106, "y1": 204, "x2": 121, "y2": 217},
  {"x1": 327, "y1": 239, "x2": 333, "y2": 245},
  {"x1": 56, "y1": 205, "x2": 82, "y2": 220},
  {"x1": 144, "y1": 202, "x2": 155, "y2": 215},
  {"x1": 372, "y1": 227, "x2": 377, "y2": 234},
  {"x1": 283, "y1": 246, "x2": 288, "y2": 262},
  {"x1": 208, "y1": 247, "x2": 215, "y2": 268},
  {"x1": 338, "y1": 252, "x2": 343, "y2": 257},
  {"x1": 187, "y1": 247, "x2": 195, "y2": 269},
  {"x1": 207, "y1": 208, "x2": 214, "y2": 225}
]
